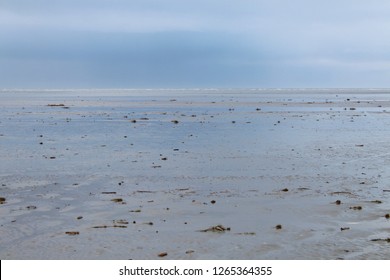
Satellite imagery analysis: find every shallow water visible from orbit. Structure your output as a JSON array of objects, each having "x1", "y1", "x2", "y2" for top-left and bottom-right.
[{"x1": 1, "y1": 89, "x2": 390, "y2": 259}]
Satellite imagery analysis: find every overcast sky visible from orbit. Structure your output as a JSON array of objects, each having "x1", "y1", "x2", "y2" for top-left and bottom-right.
[{"x1": 1, "y1": 0, "x2": 390, "y2": 88}]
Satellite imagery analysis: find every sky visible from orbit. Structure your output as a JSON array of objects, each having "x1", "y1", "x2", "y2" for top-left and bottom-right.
[{"x1": 1, "y1": 0, "x2": 390, "y2": 88}]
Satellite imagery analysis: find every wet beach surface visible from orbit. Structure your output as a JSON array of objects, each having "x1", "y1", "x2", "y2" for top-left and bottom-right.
[{"x1": 1, "y1": 89, "x2": 390, "y2": 259}]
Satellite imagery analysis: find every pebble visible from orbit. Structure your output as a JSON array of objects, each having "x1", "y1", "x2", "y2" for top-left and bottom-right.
[
  {"x1": 370, "y1": 200, "x2": 382, "y2": 204},
  {"x1": 199, "y1": 225, "x2": 231, "y2": 232}
]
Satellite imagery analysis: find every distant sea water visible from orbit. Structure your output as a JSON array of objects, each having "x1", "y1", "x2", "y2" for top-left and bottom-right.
[
  {"x1": 2, "y1": 88, "x2": 390, "y2": 94},
  {"x1": 2, "y1": 88, "x2": 390, "y2": 108}
]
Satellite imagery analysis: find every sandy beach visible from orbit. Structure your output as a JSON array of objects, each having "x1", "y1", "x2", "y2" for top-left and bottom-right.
[{"x1": 1, "y1": 88, "x2": 390, "y2": 259}]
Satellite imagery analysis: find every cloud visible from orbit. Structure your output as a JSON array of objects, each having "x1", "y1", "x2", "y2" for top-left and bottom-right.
[
  {"x1": 0, "y1": 29, "x2": 267, "y2": 88},
  {"x1": 2, "y1": 0, "x2": 390, "y2": 87}
]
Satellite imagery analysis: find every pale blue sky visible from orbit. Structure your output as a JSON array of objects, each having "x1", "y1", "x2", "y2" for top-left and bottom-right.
[{"x1": 1, "y1": 0, "x2": 390, "y2": 88}]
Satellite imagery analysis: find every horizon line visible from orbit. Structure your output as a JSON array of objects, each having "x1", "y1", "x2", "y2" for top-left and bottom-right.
[{"x1": 2, "y1": 87, "x2": 390, "y2": 91}]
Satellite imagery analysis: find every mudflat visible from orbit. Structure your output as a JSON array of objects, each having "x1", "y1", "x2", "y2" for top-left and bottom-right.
[{"x1": 1, "y1": 89, "x2": 390, "y2": 259}]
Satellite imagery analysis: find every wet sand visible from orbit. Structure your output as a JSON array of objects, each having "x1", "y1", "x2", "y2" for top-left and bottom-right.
[{"x1": 1, "y1": 88, "x2": 390, "y2": 259}]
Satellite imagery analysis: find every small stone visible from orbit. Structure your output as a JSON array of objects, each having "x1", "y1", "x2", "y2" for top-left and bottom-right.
[
  {"x1": 370, "y1": 200, "x2": 382, "y2": 204},
  {"x1": 114, "y1": 219, "x2": 129, "y2": 225},
  {"x1": 371, "y1": 238, "x2": 390, "y2": 242},
  {"x1": 65, "y1": 231, "x2": 79, "y2": 235},
  {"x1": 158, "y1": 252, "x2": 168, "y2": 257},
  {"x1": 275, "y1": 224, "x2": 282, "y2": 230},
  {"x1": 199, "y1": 225, "x2": 230, "y2": 232}
]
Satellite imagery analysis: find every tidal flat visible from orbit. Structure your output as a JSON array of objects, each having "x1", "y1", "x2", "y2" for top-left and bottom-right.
[{"x1": 1, "y1": 88, "x2": 390, "y2": 259}]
